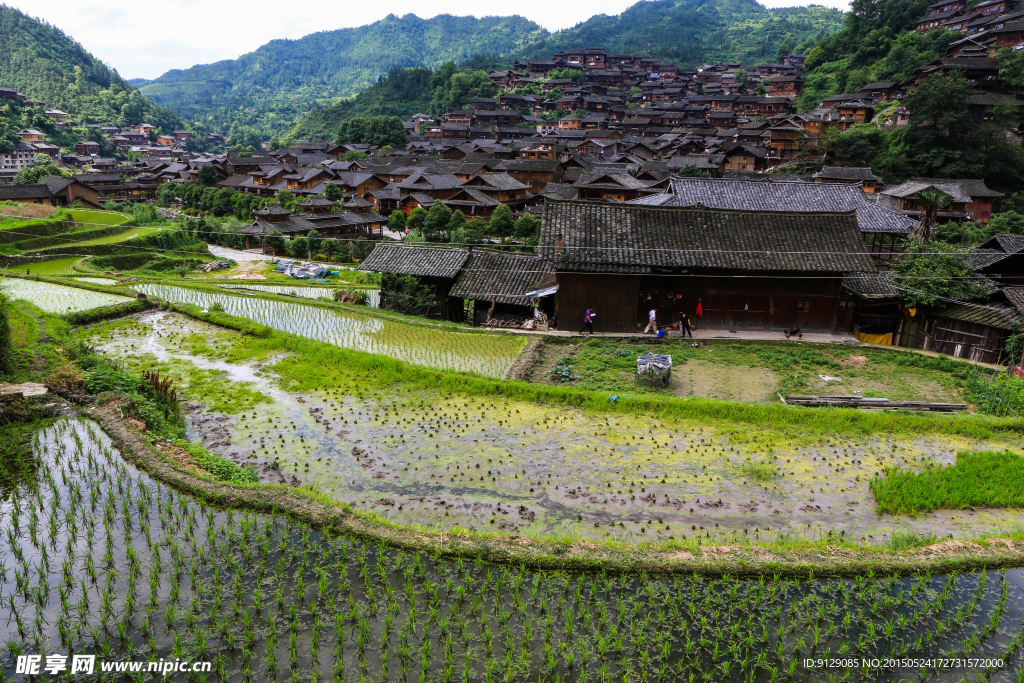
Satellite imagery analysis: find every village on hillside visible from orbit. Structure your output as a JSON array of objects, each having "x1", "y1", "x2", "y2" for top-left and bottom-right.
[{"x1": 3, "y1": 0, "x2": 1024, "y2": 367}]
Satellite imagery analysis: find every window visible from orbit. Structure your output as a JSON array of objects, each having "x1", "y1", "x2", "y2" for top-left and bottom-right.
[{"x1": 796, "y1": 300, "x2": 811, "y2": 313}]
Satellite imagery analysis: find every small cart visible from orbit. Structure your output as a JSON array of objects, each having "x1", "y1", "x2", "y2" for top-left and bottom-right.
[{"x1": 636, "y1": 352, "x2": 672, "y2": 385}]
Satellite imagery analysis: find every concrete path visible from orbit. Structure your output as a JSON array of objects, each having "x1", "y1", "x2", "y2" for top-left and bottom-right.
[{"x1": 206, "y1": 245, "x2": 272, "y2": 262}]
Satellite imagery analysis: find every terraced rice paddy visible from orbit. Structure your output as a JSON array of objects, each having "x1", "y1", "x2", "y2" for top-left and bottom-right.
[
  {"x1": 84, "y1": 311, "x2": 1024, "y2": 545},
  {"x1": 222, "y1": 284, "x2": 381, "y2": 308},
  {"x1": 73, "y1": 277, "x2": 120, "y2": 286},
  {"x1": 1, "y1": 278, "x2": 131, "y2": 314},
  {"x1": 7, "y1": 258, "x2": 81, "y2": 276},
  {"x1": 2, "y1": 417, "x2": 1023, "y2": 682},
  {"x1": 135, "y1": 284, "x2": 521, "y2": 378},
  {"x1": 65, "y1": 226, "x2": 152, "y2": 247}
]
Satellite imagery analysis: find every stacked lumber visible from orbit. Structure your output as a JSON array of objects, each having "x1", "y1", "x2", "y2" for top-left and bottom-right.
[{"x1": 783, "y1": 395, "x2": 966, "y2": 412}]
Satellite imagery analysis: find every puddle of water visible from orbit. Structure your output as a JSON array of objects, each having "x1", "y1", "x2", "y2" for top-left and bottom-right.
[
  {"x1": 136, "y1": 284, "x2": 521, "y2": 378},
  {"x1": 83, "y1": 311, "x2": 1024, "y2": 546},
  {"x1": 0, "y1": 278, "x2": 131, "y2": 313},
  {"x1": 2, "y1": 417, "x2": 1024, "y2": 682}
]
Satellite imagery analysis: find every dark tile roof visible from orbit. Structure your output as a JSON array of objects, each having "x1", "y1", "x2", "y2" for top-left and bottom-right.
[
  {"x1": 934, "y1": 301, "x2": 1024, "y2": 330},
  {"x1": 358, "y1": 243, "x2": 469, "y2": 279},
  {"x1": 813, "y1": 166, "x2": 882, "y2": 182},
  {"x1": 841, "y1": 273, "x2": 900, "y2": 300},
  {"x1": 450, "y1": 250, "x2": 554, "y2": 305},
  {"x1": 538, "y1": 200, "x2": 876, "y2": 274},
  {"x1": 629, "y1": 177, "x2": 914, "y2": 234}
]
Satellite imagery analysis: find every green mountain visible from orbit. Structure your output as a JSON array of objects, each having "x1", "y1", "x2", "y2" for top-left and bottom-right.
[
  {"x1": 136, "y1": 14, "x2": 545, "y2": 138},
  {"x1": 140, "y1": 0, "x2": 844, "y2": 137},
  {"x1": 519, "y1": 0, "x2": 843, "y2": 66},
  {"x1": 0, "y1": 5, "x2": 182, "y2": 130}
]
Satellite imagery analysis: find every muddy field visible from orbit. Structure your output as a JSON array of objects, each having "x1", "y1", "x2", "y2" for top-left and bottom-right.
[{"x1": 83, "y1": 311, "x2": 1024, "y2": 547}]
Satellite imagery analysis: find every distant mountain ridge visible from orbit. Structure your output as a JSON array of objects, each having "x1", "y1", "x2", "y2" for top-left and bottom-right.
[
  {"x1": 138, "y1": 0, "x2": 844, "y2": 135},
  {"x1": 136, "y1": 14, "x2": 545, "y2": 134}
]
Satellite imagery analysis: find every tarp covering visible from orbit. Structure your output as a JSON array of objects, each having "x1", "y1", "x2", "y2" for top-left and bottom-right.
[
  {"x1": 855, "y1": 328, "x2": 893, "y2": 345},
  {"x1": 637, "y1": 353, "x2": 672, "y2": 377}
]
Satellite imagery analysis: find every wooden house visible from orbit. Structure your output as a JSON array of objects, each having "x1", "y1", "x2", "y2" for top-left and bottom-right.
[
  {"x1": 970, "y1": 234, "x2": 1024, "y2": 285},
  {"x1": 812, "y1": 166, "x2": 882, "y2": 193},
  {"x1": 881, "y1": 178, "x2": 1002, "y2": 225},
  {"x1": 450, "y1": 250, "x2": 555, "y2": 325},
  {"x1": 358, "y1": 243, "x2": 469, "y2": 321},
  {"x1": 917, "y1": 290, "x2": 1023, "y2": 363},
  {"x1": 538, "y1": 200, "x2": 875, "y2": 333},
  {"x1": 632, "y1": 177, "x2": 914, "y2": 263}
]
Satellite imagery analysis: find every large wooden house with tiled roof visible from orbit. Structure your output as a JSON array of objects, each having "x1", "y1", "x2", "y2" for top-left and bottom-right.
[
  {"x1": 358, "y1": 243, "x2": 470, "y2": 321},
  {"x1": 538, "y1": 200, "x2": 876, "y2": 333},
  {"x1": 631, "y1": 177, "x2": 914, "y2": 262},
  {"x1": 449, "y1": 250, "x2": 555, "y2": 325}
]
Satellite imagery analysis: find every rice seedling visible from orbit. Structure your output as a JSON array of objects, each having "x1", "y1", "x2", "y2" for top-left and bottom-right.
[
  {"x1": 0, "y1": 277, "x2": 131, "y2": 313},
  {"x1": 4, "y1": 416, "x2": 1024, "y2": 682}
]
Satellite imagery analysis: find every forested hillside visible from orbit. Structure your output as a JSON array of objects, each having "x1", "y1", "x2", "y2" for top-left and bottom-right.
[
  {"x1": 519, "y1": 0, "x2": 841, "y2": 66},
  {"x1": 136, "y1": 14, "x2": 544, "y2": 139},
  {"x1": 0, "y1": 5, "x2": 181, "y2": 130},
  {"x1": 139, "y1": 0, "x2": 844, "y2": 138}
]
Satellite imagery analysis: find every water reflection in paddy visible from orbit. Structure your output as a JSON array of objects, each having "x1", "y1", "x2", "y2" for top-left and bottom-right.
[{"x1": 136, "y1": 284, "x2": 521, "y2": 378}]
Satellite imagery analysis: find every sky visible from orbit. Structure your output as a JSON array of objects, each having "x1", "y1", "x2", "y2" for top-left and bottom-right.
[{"x1": 9, "y1": 0, "x2": 852, "y2": 81}]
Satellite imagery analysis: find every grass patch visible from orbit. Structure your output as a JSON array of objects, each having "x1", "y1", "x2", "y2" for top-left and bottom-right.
[
  {"x1": 737, "y1": 461, "x2": 779, "y2": 482},
  {"x1": 887, "y1": 531, "x2": 937, "y2": 552},
  {"x1": 872, "y1": 450, "x2": 1024, "y2": 514}
]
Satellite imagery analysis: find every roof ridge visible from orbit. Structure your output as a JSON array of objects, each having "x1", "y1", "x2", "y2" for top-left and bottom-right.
[{"x1": 547, "y1": 198, "x2": 859, "y2": 218}]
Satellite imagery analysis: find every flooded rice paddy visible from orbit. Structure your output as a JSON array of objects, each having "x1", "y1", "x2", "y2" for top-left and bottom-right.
[
  {"x1": 221, "y1": 284, "x2": 381, "y2": 308},
  {"x1": 83, "y1": 311, "x2": 1024, "y2": 547},
  {"x1": 73, "y1": 277, "x2": 120, "y2": 286},
  {"x1": 2, "y1": 417, "x2": 1024, "y2": 682},
  {"x1": 136, "y1": 284, "x2": 519, "y2": 378},
  {"x1": 0, "y1": 278, "x2": 131, "y2": 313}
]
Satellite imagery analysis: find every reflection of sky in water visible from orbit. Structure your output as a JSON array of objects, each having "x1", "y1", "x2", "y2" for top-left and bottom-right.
[
  {"x1": 12, "y1": 416, "x2": 1024, "y2": 682},
  {"x1": 221, "y1": 284, "x2": 380, "y2": 308},
  {"x1": 136, "y1": 284, "x2": 518, "y2": 378},
  {"x1": 0, "y1": 278, "x2": 131, "y2": 313}
]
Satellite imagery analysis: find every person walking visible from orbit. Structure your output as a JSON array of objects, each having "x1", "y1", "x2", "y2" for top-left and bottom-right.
[
  {"x1": 579, "y1": 307, "x2": 595, "y2": 335},
  {"x1": 644, "y1": 307, "x2": 658, "y2": 334},
  {"x1": 679, "y1": 311, "x2": 693, "y2": 338}
]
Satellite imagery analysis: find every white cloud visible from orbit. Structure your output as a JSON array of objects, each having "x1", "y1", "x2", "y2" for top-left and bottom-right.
[{"x1": 8, "y1": 0, "x2": 850, "y2": 80}]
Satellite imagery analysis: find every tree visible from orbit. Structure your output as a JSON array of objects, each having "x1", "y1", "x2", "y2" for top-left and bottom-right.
[
  {"x1": 343, "y1": 150, "x2": 368, "y2": 161},
  {"x1": 264, "y1": 231, "x2": 286, "y2": 255},
  {"x1": 268, "y1": 136, "x2": 282, "y2": 152},
  {"x1": 380, "y1": 273, "x2": 436, "y2": 316},
  {"x1": 675, "y1": 164, "x2": 709, "y2": 178},
  {"x1": 12, "y1": 164, "x2": 70, "y2": 185},
  {"x1": 408, "y1": 207, "x2": 428, "y2": 232},
  {"x1": 337, "y1": 115, "x2": 407, "y2": 148},
  {"x1": 424, "y1": 202, "x2": 452, "y2": 242},
  {"x1": 513, "y1": 214, "x2": 540, "y2": 238},
  {"x1": 289, "y1": 237, "x2": 309, "y2": 260},
  {"x1": 734, "y1": 68, "x2": 749, "y2": 87},
  {"x1": 904, "y1": 72, "x2": 982, "y2": 178},
  {"x1": 275, "y1": 190, "x2": 295, "y2": 210},
  {"x1": 323, "y1": 182, "x2": 344, "y2": 201},
  {"x1": 388, "y1": 211, "x2": 407, "y2": 231},
  {"x1": 775, "y1": 34, "x2": 795, "y2": 62},
  {"x1": 890, "y1": 238, "x2": 989, "y2": 308},
  {"x1": 487, "y1": 204, "x2": 515, "y2": 237},
  {"x1": 447, "y1": 210, "x2": 467, "y2": 231},
  {"x1": 910, "y1": 187, "x2": 953, "y2": 243},
  {"x1": 196, "y1": 164, "x2": 217, "y2": 187},
  {"x1": 306, "y1": 229, "x2": 323, "y2": 259},
  {"x1": 987, "y1": 211, "x2": 1024, "y2": 236}
]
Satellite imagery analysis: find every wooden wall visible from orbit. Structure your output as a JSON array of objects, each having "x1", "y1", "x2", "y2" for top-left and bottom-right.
[
  {"x1": 918, "y1": 316, "x2": 1010, "y2": 364},
  {"x1": 557, "y1": 272, "x2": 641, "y2": 333},
  {"x1": 557, "y1": 271, "x2": 843, "y2": 333}
]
